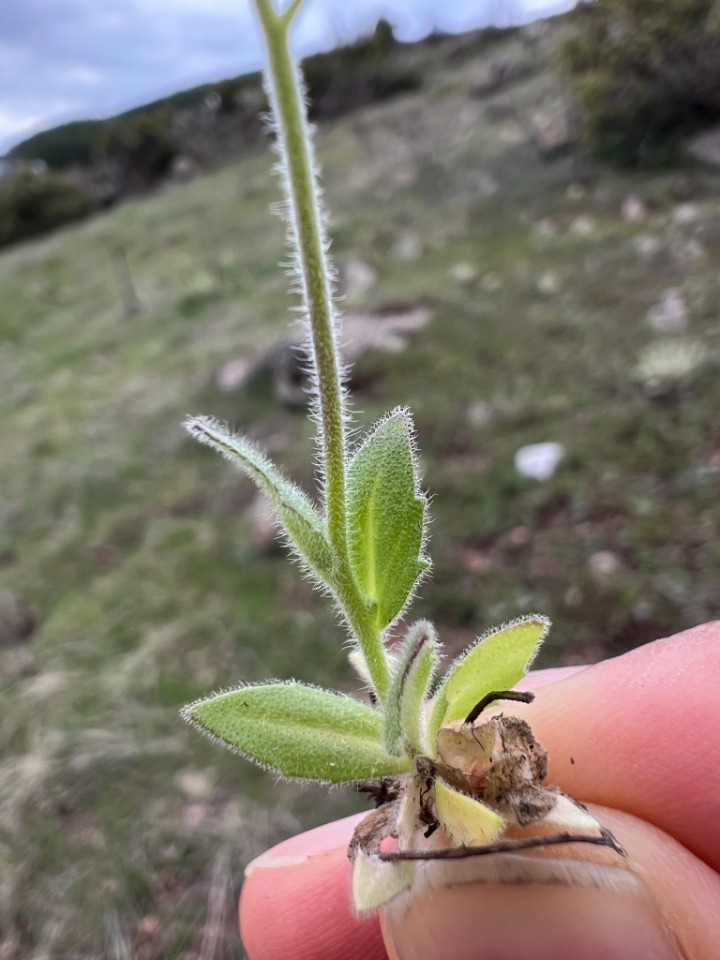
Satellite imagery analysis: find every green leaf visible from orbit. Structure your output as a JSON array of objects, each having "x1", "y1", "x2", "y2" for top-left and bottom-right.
[
  {"x1": 429, "y1": 616, "x2": 549, "y2": 740},
  {"x1": 182, "y1": 681, "x2": 412, "y2": 784},
  {"x1": 346, "y1": 408, "x2": 429, "y2": 630},
  {"x1": 383, "y1": 621, "x2": 439, "y2": 756},
  {"x1": 185, "y1": 416, "x2": 334, "y2": 581}
]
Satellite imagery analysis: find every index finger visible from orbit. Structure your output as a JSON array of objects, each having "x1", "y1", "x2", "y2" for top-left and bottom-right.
[{"x1": 514, "y1": 620, "x2": 720, "y2": 872}]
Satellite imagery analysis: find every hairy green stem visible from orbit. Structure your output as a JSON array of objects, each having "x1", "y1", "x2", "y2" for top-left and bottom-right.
[
  {"x1": 253, "y1": 0, "x2": 347, "y2": 556},
  {"x1": 251, "y1": 0, "x2": 390, "y2": 701}
]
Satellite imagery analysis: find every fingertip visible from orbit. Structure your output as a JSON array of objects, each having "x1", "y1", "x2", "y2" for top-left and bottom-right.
[
  {"x1": 240, "y1": 815, "x2": 386, "y2": 960},
  {"x1": 517, "y1": 622, "x2": 720, "y2": 871}
]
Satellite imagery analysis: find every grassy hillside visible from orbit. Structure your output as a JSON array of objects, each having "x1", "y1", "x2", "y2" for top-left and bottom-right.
[{"x1": 1, "y1": 19, "x2": 719, "y2": 958}]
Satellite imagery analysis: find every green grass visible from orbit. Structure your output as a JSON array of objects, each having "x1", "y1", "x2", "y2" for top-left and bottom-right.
[{"x1": 1, "y1": 20, "x2": 719, "y2": 958}]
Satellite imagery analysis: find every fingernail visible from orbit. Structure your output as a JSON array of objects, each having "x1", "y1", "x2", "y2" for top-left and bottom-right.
[
  {"x1": 244, "y1": 813, "x2": 362, "y2": 876},
  {"x1": 381, "y1": 858, "x2": 681, "y2": 960}
]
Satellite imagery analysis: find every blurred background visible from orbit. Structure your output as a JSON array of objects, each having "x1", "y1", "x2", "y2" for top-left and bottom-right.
[{"x1": 1, "y1": 1, "x2": 719, "y2": 956}]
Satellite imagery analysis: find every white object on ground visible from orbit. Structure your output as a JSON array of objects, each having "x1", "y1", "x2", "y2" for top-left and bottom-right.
[{"x1": 514, "y1": 442, "x2": 566, "y2": 481}]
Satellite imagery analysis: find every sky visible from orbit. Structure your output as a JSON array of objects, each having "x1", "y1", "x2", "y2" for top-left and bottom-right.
[{"x1": 0, "y1": 0, "x2": 576, "y2": 155}]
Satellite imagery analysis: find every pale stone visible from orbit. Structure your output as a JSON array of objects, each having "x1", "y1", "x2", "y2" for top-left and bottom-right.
[
  {"x1": 588, "y1": 550, "x2": 621, "y2": 581},
  {"x1": 216, "y1": 356, "x2": 254, "y2": 392},
  {"x1": 621, "y1": 195, "x2": 647, "y2": 223},
  {"x1": 175, "y1": 770, "x2": 213, "y2": 800},
  {"x1": 671, "y1": 203, "x2": 702, "y2": 225},
  {"x1": 536, "y1": 271, "x2": 561, "y2": 296},
  {"x1": 248, "y1": 494, "x2": 278, "y2": 553},
  {"x1": 450, "y1": 262, "x2": 477, "y2": 284},
  {"x1": 646, "y1": 289, "x2": 689, "y2": 334},
  {"x1": 632, "y1": 234, "x2": 663, "y2": 260},
  {"x1": 670, "y1": 237, "x2": 706, "y2": 265},
  {"x1": 569, "y1": 215, "x2": 595, "y2": 237},
  {"x1": 507, "y1": 526, "x2": 532, "y2": 548},
  {"x1": 683, "y1": 126, "x2": 720, "y2": 167},
  {"x1": 339, "y1": 258, "x2": 377, "y2": 300},
  {"x1": 534, "y1": 109, "x2": 574, "y2": 156},
  {"x1": 392, "y1": 233, "x2": 423, "y2": 262},
  {"x1": 514, "y1": 442, "x2": 565, "y2": 481},
  {"x1": 467, "y1": 401, "x2": 494, "y2": 428},
  {"x1": 533, "y1": 218, "x2": 558, "y2": 237}
]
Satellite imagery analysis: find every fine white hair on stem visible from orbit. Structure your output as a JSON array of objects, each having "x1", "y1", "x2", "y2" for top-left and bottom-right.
[{"x1": 261, "y1": 57, "x2": 352, "y2": 500}]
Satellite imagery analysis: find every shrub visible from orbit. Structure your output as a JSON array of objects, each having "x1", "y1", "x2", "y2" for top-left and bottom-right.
[
  {"x1": 559, "y1": 0, "x2": 720, "y2": 164},
  {"x1": 303, "y1": 20, "x2": 422, "y2": 120},
  {"x1": 97, "y1": 108, "x2": 178, "y2": 193},
  {"x1": 0, "y1": 169, "x2": 96, "y2": 249}
]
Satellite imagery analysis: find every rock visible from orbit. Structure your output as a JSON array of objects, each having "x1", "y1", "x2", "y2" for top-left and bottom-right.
[
  {"x1": 216, "y1": 356, "x2": 255, "y2": 393},
  {"x1": 170, "y1": 155, "x2": 197, "y2": 183},
  {"x1": 182, "y1": 803, "x2": 209, "y2": 830},
  {"x1": 457, "y1": 547, "x2": 494, "y2": 574},
  {"x1": 507, "y1": 526, "x2": 532, "y2": 548},
  {"x1": 450, "y1": 262, "x2": 477, "y2": 284},
  {"x1": 535, "y1": 270, "x2": 561, "y2": 296},
  {"x1": 514, "y1": 442, "x2": 565, "y2": 482},
  {"x1": 136, "y1": 915, "x2": 161, "y2": 941},
  {"x1": 683, "y1": 126, "x2": 720, "y2": 167},
  {"x1": 670, "y1": 237, "x2": 706, "y2": 266},
  {"x1": 534, "y1": 109, "x2": 574, "y2": 157},
  {"x1": 621, "y1": 195, "x2": 647, "y2": 223},
  {"x1": 588, "y1": 550, "x2": 621, "y2": 581},
  {"x1": 671, "y1": 203, "x2": 702, "y2": 225},
  {"x1": 338, "y1": 258, "x2": 377, "y2": 301},
  {"x1": 217, "y1": 303, "x2": 433, "y2": 406},
  {"x1": 470, "y1": 59, "x2": 527, "y2": 97},
  {"x1": 569, "y1": 215, "x2": 595, "y2": 237},
  {"x1": 646, "y1": 289, "x2": 689, "y2": 334},
  {"x1": 533, "y1": 218, "x2": 558, "y2": 237},
  {"x1": 248, "y1": 494, "x2": 279, "y2": 553},
  {"x1": 467, "y1": 401, "x2": 494, "y2": 428},
  {"x1": 392, "y1": 233, "x2": 423, "y2": 262},
  {"x1": 632, "y1": 233, "x2": 663, "y2": 260},
  {"x1": 175, "y1": 770, "x2": 213, "y2": 801},
  {"x1": 343, "y1": 302, "x2": 433, "y2": 359},
  {"x1": 564, "y1": 585, "x2": 583, "y2": 608}
]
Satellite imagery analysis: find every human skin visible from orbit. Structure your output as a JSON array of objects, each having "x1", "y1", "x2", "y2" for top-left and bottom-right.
[{"x1": 240, "y1": 622, "x2": 720, "y2": 960}]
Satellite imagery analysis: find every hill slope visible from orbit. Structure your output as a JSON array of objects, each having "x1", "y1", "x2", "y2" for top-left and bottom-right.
[{"x1": 1, "y1": 17, "x2": 719, "y2": 958}]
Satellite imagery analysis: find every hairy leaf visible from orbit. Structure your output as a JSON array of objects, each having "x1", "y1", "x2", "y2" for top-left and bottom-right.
[
  {"x1": 429, "y1": 616, "x2": 549, "y2": 739},
  {"x1": 384, "y1": 621, "x2": 439, "y2": 756},
  {"x1": 185, "y1": 416, "x2": 334, "y2": 580},
  {"x1": 346, "y1": 408, "x2": 428, "y2": 629},
  {"x1": 183, "y1": 682, "x2": 412, "y2": 783}
]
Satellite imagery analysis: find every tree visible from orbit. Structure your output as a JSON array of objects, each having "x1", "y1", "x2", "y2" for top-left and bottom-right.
[
  {"x1": 0, "y1": 169, "x2": 96, "y2": 249},
  {"x1": 560, "y1": 0, "x2": 720, "y2": 164}
]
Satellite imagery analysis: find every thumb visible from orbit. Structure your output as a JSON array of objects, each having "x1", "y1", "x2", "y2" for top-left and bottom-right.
[{"x1": 380, "y1": 806, "x2": 720, "y2": 960}]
